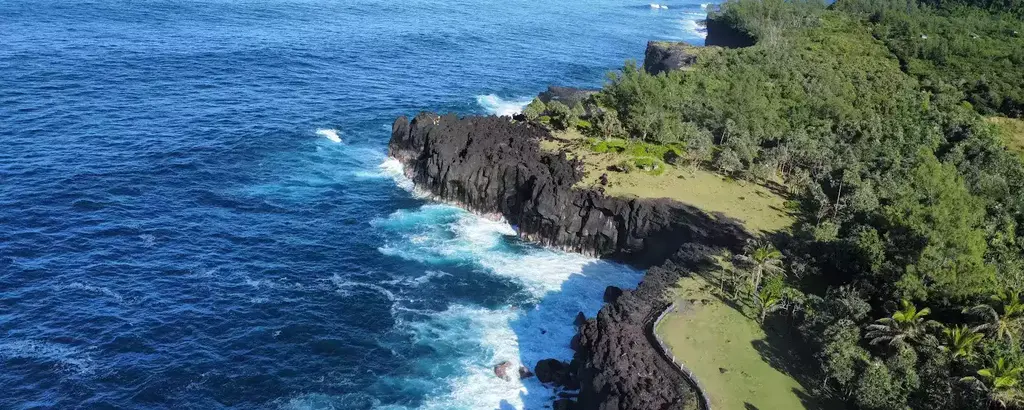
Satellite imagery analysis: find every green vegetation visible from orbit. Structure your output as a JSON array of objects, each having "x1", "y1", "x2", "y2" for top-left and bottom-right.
[
  {"x1": 522, "y1": 0, "x2": 1024, "y2": 407},
  {"x1": 991, "y1": 117, "x2": 1024, "y2": 156},
  {"x1": 657, "y1": 276, "x2": 814, "y2": 410},
  {"x1": 543, "y1": 128, "x2": 795, "y2": 233}
]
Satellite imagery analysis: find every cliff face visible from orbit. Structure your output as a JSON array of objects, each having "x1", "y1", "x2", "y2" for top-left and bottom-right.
[
  {"x1": 389, "y1": 113, "x2": 742, "y2": 267},
  {"x1": 703, "y1": 15, "x2": 756, "y2": 48},
  {"x1": 389, "y1": 113, "x2": 745, "y2": 409},
  {"x1": 643, "y1": 41, "x2": 700, "y2": 75}
]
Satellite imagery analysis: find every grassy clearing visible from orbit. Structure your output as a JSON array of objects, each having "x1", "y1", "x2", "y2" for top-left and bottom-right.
[
  {"x1": 656, "y1": 275, "x2": 815, "y2": 410},
  {"x1": 545, "y1": 130, "x2": 794, "y2": 234},
  {"x1": 989, "y1": 117, "x2": 1024, "y2": 157}
]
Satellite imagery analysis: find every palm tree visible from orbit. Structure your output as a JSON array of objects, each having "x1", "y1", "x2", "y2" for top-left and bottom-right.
[
  {"x1": 941, "y1": 325, "x2": 984, "y2": 360},
  {"x1": 735, "y1": 238, "x2": 783, "y2": 294},
  {"x1": 865, "y1": 299, "x2": 941, "y2": 347},
  {"x1": 964, "y1": 290, "x2": 1024, "y2": 343},
  {"x1": 961, "y1": 357, "x2": 1024, "y2": 407}
]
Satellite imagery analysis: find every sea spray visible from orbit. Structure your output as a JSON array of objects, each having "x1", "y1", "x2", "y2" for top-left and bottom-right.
[
  {"x1": 475, "y1": 95, "x2": 533, "y2": 117},
  {"x1": 374, "y1": 205, "x2": 641, "y2": 409}
]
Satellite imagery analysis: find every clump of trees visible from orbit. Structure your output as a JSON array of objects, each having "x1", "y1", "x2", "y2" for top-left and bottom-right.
[{"x1": 586, "y1": 0, "x2": 1024, "y2": 407}]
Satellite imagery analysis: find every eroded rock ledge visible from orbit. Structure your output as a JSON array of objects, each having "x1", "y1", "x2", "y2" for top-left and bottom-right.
[{"x1": 389, "y1": 113, "x2": 748, "y2": 409}]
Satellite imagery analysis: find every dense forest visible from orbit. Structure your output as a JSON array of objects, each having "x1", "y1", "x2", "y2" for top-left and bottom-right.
[{"x1": 525, "y1": 0, "x2": 1024, "y2": 407}]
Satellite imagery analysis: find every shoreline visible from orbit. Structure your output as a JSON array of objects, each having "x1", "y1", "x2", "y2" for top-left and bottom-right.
[{"x1": 387, "y1": 110, "x2": 746, "y2": 409}]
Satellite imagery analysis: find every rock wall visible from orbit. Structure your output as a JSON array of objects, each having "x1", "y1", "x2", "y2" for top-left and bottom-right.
[{"x1": 388, "y1": 113, "x2": 747, "y2": 409}]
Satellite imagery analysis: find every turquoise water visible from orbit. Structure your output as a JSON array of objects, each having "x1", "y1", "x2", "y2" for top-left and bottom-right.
[{"x1": 0, "y1": 1, "x2": 709, "y2": 408}]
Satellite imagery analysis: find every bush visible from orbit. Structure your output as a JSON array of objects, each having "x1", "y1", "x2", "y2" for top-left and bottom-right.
[
  {"x1": 522, "y1": 98, "x2": 547, "y2": 121},
  {"x1": 547, "y1": 101, "x2": 578, "y2": 130}
]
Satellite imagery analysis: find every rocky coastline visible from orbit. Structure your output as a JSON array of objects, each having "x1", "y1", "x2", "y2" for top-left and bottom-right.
[
  {"x1": 386, "y1": 14, "x2": 750, "y2": 409},
  {"x1": 388, "y1": 112, "x2": 748, "y2": 409}
]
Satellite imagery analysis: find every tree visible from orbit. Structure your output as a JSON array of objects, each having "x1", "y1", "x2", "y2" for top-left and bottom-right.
[
  {"x1": 522, "y1": 98, "x2": 546, "y2": 121},
  {"x1": 735, "y1": 238, "x2": 784, "y2": 295},
  {"x1": 960, "y1": 357, "x2": 1024, "y2": 408},
  {"x1": 964, "y1": 290, "x2": 1024, "y2": 343},
  {"x1": 546, "y1": 101, "x2": 578, "y2": 131},
  {"x1": 865, "y1": 300, "x2": 941, "y2": 347},
  {"x1": 756, "y1": 274, "x2": 785, "y2": 323},
  {"x1": 941, "y1": 325, "x2": 985, "y2": 360}
]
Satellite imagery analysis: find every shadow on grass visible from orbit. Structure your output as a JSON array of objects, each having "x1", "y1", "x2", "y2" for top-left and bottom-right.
[{"x1": 750, "y1": 316, "x2": 840, "y2": 410}]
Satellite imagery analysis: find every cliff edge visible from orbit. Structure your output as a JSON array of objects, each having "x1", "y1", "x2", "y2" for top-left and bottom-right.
[{"x1": 389, "y1": 113, "x2": 748, "y2": 409}]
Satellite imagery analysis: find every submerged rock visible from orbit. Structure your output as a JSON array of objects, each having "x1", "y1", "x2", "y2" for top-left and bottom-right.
[{"x1": 518, "y1": 365, "x2": 534, "y2": 380}]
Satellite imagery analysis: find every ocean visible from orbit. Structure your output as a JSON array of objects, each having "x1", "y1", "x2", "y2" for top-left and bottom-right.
[{"x1": 0, "y1": 1, "x2": 710, "y2": 408}]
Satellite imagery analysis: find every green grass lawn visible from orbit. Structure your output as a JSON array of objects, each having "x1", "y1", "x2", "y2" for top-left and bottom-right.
[
  {"x1": 656, "y1": 276, "x2": 819, "y2": 410},
  {"x1": 545, "y1": 130, "x2": 794, "y2": 234}
]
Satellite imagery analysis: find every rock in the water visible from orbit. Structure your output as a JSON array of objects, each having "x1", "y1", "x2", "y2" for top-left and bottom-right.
[
  {"x1": 518, "y1": 365, "x2": 534, "y2": 380},
  {"x1": 574, "y1": 312, "x2": 587, "y2": 327},
  {"x1": 643, "y1": 41, "x2": 700, "y2": 75},
  {"x1": 603, "y1": 286, "x2": 624, "y2": 303},
  {"x1": 494, "y1": 361, "x2": 512, "y2": 381},
  {"x1": 534, "y1": 359, "x2": 569, "y2": 385}
]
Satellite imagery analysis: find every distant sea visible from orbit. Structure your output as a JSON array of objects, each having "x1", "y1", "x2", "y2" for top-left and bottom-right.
[{"x1": 0, "y1": 1, "x2": 711, "y2": 408}]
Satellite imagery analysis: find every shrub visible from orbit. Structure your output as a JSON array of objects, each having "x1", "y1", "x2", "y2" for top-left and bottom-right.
[{"x1": 522, "y1": 98, "x2": 547, "y2": 121}]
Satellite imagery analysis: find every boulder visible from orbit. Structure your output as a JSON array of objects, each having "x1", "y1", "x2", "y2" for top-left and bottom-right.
[
  {"x1": 534, "y1": 359, "x2": 569, "y2": 385},
  {"x1": 603, "y1": 286, "x2": 624, "y2": 303},
  {"x1": 518, "y1": 365, "x2": 534, "y2": 380},
  {"x1": 494, "y1": 361, "x2": 512, "y2": 381},
  {"x1": 574, "y1": 312, "x2": 587, "y2": 327}
]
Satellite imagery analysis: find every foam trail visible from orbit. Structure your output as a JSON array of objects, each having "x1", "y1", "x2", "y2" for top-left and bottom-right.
[
  {"x1": 0, "y1": 339, "x2": 95, "y2": 374},
  {"x1": 376, "y1": 205, "x2": 643, "y2": 409},
  {"x1": 316, "y1": 128, "x2": 341, "y2": 143},
  {"x1": 378, "y1": 158, "x2": 420, "y2": 195},
  {"x1": 475, "y1": 94, "x2": 532, "y2": 117},
  {"x1": 683, "y1": 19, "x2": 708, "y2": 39}
]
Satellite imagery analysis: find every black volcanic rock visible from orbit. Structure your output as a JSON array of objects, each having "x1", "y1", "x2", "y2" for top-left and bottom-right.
[
  {"x1": 643, "y1": 41, "x2": 700, "y2": 75},
  {"x1": 388, "y1": 113, "x2": 745, "y2": 410},
  {"x1": 535, "y1": 358, "x2": 570, "y2": 385},
  {"x1": 603, "y1": 286, "x2": 623, "y2": 303},
  {"x1": 389, "y1": 113, "x2": 744, "y2": 267}
]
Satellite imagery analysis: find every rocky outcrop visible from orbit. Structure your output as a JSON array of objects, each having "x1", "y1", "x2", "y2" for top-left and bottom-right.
[
  {"x1": 704, "y1": 14, "x2": 756, "y2": 48},
  {"x1": 389, "y1": 113, "x2": 745, "y2": 267},
  {"x1": 537, "y1": 86, "x2": 598, "y2": 108},
  {"x1": 388, "y1": 113, "x2": 747, "y2": 409},
  {"x1": 643, "y1": 41, "x2": 700, "y2": 75}
]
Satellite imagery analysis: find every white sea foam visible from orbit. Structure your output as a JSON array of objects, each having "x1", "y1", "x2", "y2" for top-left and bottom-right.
[
  {"x1": 683, "y1": 18, "x2": 708, "y2": 39},
  {"x1": 701, "y1": 2, "x2": 711, "y2": 9},
  {"x1": 66, "y1": 281, "x2": 126, "y2": 304},
  {"x1": 378, "y1": 158, "x2": 418, "y2": 193},
  {"x1": 376, "y1": 205, "x2": 642, "y2": 409},
  {"x1": 475, "y1": 94, "x2": 532, "y2": 117},
  {"x1": 650, "y1": 3, "x2": 669, "y2": 9},
  {"x1": 382, "y1": 270, "x2": 451, "y2": 287},
  {"x1": 316, "y1": 128, "x2": 342, "y2": 143},
  {"x1": 0, "y1": 339, "x2": 95, "y2": 374}
]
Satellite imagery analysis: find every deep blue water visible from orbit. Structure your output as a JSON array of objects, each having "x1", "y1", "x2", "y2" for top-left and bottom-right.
[{"x1": 0, "y1": 1, "x2": 710, "y2": 408}]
